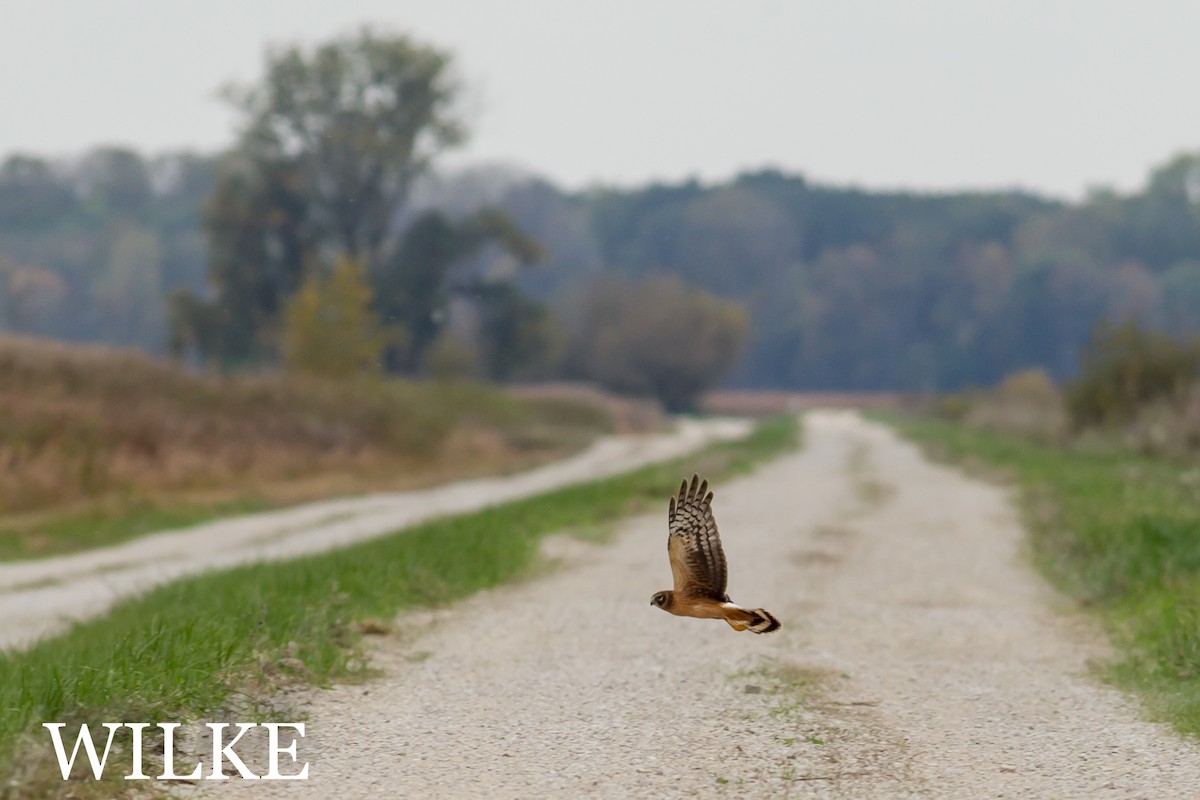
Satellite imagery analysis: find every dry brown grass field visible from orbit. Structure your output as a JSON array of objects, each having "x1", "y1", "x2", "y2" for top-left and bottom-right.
[{"x1": 0, "y1": 335, "x2": 620, "y2": 558}]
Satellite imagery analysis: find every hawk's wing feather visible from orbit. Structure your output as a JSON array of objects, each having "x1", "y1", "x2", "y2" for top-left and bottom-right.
[{"x1": 667, "y1": 474, "x2": 729, "y2": 600}]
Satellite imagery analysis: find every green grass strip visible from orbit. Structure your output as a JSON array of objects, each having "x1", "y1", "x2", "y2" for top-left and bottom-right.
[
  {"x1": 0, "y1": 415, "x2": 799, "y2": 783},
  {"x1": 891, "y1": 415, "x2": 1200, "y2": 738}
]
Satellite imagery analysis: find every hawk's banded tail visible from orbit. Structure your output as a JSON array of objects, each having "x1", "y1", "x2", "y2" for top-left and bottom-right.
[
  {"x1": 723, "y1": 604, "x2": 782, "y2": 634},
  {"x1": 745, "y1": 608, "x2": 782, "y2": 634}
]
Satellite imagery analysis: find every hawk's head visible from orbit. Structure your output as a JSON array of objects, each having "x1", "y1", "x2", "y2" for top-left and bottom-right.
[{"x1": 650, "y1": 590, "x2": 674, "y2": 610}]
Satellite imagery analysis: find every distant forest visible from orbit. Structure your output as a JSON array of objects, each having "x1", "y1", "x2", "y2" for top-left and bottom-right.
[{"x1": 2, "y1": 143, "x2": 1199, "y2": 394}]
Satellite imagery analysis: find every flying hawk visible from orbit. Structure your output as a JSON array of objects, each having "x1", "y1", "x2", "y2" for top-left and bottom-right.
[{"x1": 650, "y1": 475, "x2": 781, "y2": 634}]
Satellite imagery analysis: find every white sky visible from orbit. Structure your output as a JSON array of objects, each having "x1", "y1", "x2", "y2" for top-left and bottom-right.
[{"x1": 1, "y1": 0, "x2": 1198, "y2": 199}]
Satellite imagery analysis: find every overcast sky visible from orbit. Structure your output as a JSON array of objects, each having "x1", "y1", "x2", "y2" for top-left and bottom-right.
[{"x1": 1, "y1": 0, "x2": 1197, "y2": 199}]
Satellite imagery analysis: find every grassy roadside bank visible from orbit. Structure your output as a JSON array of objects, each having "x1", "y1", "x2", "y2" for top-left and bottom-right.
[
  {"x1": 0, "y1": 415, "x2": 799, "y2": 796},
  {"x1": 889, "y1": 415, "x2": 1200, "y2": 739}
]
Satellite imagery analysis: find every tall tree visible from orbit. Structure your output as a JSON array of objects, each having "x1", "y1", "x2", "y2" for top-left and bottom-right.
[
  {"x1": 183, "y1": 29, "x2": 465, "y2": 363},
  {"x1": 226, "y1": 28, "x2": 464, "y2": 263}
]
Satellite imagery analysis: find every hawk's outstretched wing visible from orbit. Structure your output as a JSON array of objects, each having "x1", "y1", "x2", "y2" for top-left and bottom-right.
[{"x1": 667, "y1": 474, "x2": 728, "y2": 600}]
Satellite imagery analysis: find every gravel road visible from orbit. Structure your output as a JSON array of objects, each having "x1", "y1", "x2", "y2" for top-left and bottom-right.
[
  {"x1": 0, "y1": 418, "x2": 749, "y2": 652},
  {"x1": 183, "y1": 410, "x2": 1200, "y2": 799}
]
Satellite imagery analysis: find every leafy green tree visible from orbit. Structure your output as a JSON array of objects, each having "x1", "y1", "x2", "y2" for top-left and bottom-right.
[
  {"x1": 226, "y1": 28, "x2": 464, "y2": 263},
  {"x1": 282, "y1": 257, "x2": 389, "y2": 379},
  {"x1": 193, "y1": 154, "x2": 317, "y2": 363},
  {"x1": 187, "y1": 29, "x2": 465, "y2": 363}
]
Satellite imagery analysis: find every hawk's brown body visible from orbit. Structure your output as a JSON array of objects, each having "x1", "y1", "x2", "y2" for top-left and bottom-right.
[{"x1": 650, "y1": 475, "x2": 781, "y2": 634}]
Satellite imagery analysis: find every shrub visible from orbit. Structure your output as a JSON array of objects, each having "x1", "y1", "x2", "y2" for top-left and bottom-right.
[
  {"x1": 563, "y1": 275, "x2": 748, "y2": 412},
  {"x1": 1065, "y1": 319, "x2": 1200, "y2": 430},
  {"x1": 964, "y1": 368, "x2": 1068, "y2": 443},
  {"x1": 282, "y1": 257, "x2": 391, "y2": 380}
]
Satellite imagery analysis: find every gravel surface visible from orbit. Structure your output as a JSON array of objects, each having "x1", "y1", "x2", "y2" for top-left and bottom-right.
[
  {"x1": 0, "y1": 418, "x2": 749, "y2": 652},
  {"x1": 183, "y1": 410, "x2": 1200, "y2": 799}
]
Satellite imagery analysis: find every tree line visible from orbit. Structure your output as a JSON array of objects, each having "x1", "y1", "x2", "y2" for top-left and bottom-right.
[
  {"x1": 495, "y1": 158, "x2": 1200, "y2": 392},
  {"x1": 1, "y1": 28, "x2": 1199, "y2": 404}
]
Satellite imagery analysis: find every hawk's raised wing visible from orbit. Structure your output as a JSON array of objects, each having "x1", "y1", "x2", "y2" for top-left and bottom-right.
[{"x1": 667, "y1": 474, "x2": 728, "y2": 600}]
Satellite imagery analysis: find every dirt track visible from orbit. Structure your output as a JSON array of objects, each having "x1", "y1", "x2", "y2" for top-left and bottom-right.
[
  {"x1": 184, "y1": 410, "x2": 1200, "y2": 799},
  {"x1": 0, "y1": 418, "x2": 749, "y2": 652}
]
